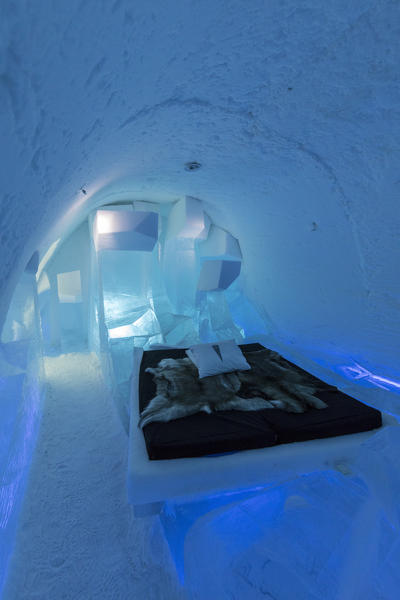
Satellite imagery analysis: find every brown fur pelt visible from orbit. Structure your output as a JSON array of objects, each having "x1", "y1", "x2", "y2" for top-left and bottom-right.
[{"x1": 138, "y1": 349, "x2": 329, "y2": 428}]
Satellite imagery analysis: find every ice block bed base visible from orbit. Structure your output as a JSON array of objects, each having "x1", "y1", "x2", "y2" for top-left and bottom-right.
[{"x1": 127, "y1": 345, "x2": 386, "y2": 510}]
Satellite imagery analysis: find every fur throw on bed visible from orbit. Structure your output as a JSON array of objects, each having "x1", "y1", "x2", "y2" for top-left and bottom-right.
[{"x1": 138, "y1": 349, "x2": 328, "y2": 428}]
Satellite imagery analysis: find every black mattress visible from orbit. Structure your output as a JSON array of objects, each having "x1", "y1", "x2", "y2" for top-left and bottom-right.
[{"x1": 139, "y1": 344, "x2": 382, "y2": 460}]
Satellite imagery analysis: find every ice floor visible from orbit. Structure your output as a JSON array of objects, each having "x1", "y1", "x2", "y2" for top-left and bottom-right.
[
  {"x1": 3, "y1": 353, "x2": 185, "y2": 600},
  {"x1": 3, "y1": 351, "x2": 400, "y2": 600}
]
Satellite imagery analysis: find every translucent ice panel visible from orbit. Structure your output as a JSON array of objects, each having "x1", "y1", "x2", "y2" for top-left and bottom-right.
[
  {"x1": 199, "y1": 225, "x2": 242, "y2": 261},
  {"x1": 100, "y1": 249, "x2": 153, "y2": 329},
  {"x1": 166, "y1": 196, "x2": 210, "y2": 240},
  {"x1": 198, "y1": 291, "x2": 243, "y2": 342},
  {"x1": 36, "y1": 238, "x2": 61, "y2": 280},
  {"x1": 37, "y1": 272, "x2": 50, "y2": 295},
  {"x1": 163, "y1": 238, "x2": 198, "y2": 316},
  {"x1": 58, "y1": 304, "x2": 85, "y2": 350},
  {"x1": 56, "y1": 270, "x2": 82, "y2": 303},
  {"x1": 164, "y1": 316, "x2": 199, "y2": 346},
  {"x1": 108, "y1": 309, "x2": 160, "y2": 339},
  {"x1": 1, "y1": 272, "x2": 37, "y2": 344},
  {"x1": 225, "y1": 281, "x2": 269, "y2": 339},
  {"x1": 94, "y1": 209, "x2": 158, "y2": 251},
  {"x1": 197, "y1": 260, "x2": 241, "y2": 291}
]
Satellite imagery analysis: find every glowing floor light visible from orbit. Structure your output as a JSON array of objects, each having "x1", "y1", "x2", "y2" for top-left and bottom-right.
[{"x1": 340, "y1": 363, "x2": 400, "y2": 392}]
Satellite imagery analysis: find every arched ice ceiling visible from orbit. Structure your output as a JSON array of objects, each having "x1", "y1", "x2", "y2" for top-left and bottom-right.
[{"x1": 0, "y1": 0, "x2": 399, "y2": 373}]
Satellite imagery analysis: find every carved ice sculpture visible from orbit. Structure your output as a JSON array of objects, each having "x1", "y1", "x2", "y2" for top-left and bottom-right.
[
  {"x1": 197, "y1": 260, "x2": 241, "y2": 291},
  {"x1": 199, "y1": 225, "x2": 242, "y2": 261},
  {"x1": 93, "y1": 209, "x2": 158, "y2": 251},
  {"x1": 163, "y1": 197, "x2": 210, "y2": 315},
  {"x1": 166, "y1": 196, "x2": 210, "y2": 240},
  {"x1": 197, "y1": 225, "x2": 242, "y2": 291}
]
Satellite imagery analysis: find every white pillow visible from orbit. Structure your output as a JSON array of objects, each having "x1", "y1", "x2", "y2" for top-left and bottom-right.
[{"x1": 186, "y1": 339, "x2": 251, "y2": 378}]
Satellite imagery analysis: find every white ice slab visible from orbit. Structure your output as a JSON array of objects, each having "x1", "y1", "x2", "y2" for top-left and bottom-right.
[
  {"x1": 127, "y1": 347, "x2": 395, "y2": 508},
  {"x1": 166, "y1": 196, "x2": 209, "y2": 240},
  {"x1": 94, "y1": 209, "x2": 158, "y2": 251},
  {"x1": 199, "y1": 225, "x2": 242, "y2": 261}
]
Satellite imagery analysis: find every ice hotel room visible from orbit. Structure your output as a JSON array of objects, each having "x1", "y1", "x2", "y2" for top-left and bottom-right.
[{"x1": 0, "y1": 1, "x2": 399, "y2": 599}]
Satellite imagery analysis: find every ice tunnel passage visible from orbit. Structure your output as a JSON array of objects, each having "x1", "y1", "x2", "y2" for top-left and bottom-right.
[{"x1": 1, "y1": 1, "x2": 400, "y2": 598}]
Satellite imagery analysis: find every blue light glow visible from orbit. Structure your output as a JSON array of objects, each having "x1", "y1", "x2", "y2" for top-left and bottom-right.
[
  {"x1": 159, "y1": 482, "x2": 291, "y2": 584},
  {"x1": 339, "y1": 362, "x2": 400, "y2": 392}
]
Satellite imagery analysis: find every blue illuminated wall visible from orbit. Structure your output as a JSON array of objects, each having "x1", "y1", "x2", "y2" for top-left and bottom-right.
[{"x1": 0, "y1": 266, "x2": 45, "y2": 595}]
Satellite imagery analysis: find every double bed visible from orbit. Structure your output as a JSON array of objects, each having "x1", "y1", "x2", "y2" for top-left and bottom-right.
[{"x1": 127, "y1": 343, "x2": 387, "y2": 511}]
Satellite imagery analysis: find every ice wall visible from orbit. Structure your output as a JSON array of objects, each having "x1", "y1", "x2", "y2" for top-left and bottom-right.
[
  {"x1": 38, "y1": 221, "x2": 91, "y2": 353},
  {"x1": 0, "y1": 6, "x2": 399, "y2": 402},
  {"x1": 0, "y1": 261, "x2": 44, "y2": 596}
]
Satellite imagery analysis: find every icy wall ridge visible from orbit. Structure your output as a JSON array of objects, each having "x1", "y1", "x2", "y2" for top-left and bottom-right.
[{"x1": 0, "y1": 0, "x2": 399, "y2": 372}]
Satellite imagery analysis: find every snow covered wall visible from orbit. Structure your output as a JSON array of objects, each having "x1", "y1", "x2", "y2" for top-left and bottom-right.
[{"x1": 0, "y1": 2, "x2": 399, "y2": 381}]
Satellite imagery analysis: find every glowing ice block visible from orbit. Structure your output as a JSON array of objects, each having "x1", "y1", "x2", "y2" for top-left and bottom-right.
[
  {"x1": 199, "y1": 225, "x2": 242, "y2": 261},
  {"x1": 93, "y1": 210, "x2": 158, "y2": 251},
  {"x1": 197, "y1": 260, "x2": 241, "y2": 291},
  {"x1": 166, "y1": 196, "x2": 210, "y2": 240}
]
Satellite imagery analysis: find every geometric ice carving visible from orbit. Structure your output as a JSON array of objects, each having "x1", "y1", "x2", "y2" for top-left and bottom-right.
[
  {"x1": 199, "y1": 225, "x2": 242, "y2": 260},
  {"x1": 25, "y1": 250, "x2": 39, "y2": 274},
  {"x1": 166, "y1": 196, "x2": 210, "y2": 240},
  {"x1": 93, "y1": 210, "x2": 158, "y2": 251},
  {"x1": 57, "y1": 270, "x2": 82, "y2": 303},
  {"x1": 197, "y1": 225, "x2": 242, "y2": 291},
  {"x1": 108, "y1": 308, "x2": 160, "y2": 339},
  {"x1": 197, "y1": 260, "x2": 241, "y2": 291}
]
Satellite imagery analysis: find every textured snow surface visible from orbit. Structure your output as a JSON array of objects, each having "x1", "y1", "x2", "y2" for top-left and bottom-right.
[{"x1": 3, "y1": 353, "x2": 185, "y2": 600}]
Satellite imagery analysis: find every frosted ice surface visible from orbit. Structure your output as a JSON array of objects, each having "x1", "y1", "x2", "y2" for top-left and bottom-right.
[
  {"x1": 100, "y1": 248, "x2": 154, "y2": 329},
  {"x1": 0, "y1": 341, "x2": 29, "y2": 372},
  {"x1": 56, "y1": 270, "x2": 82, "y2": 303},
  {"x1": 0, "y1": 374, "x2": 25, "y2": 464},
  {"x1": 1, "y1": 274, "x2": 36, "y2": 344},
  {"x1": 163, "y1": 237, "x2": 198, "y2": 316},
  {"x1": 198, "y1": 291, "x2": 243, "y2": 342},
  {"x1": 183, "y1": 471, "x2": 384, "y2": 600},
  {"x1": 25, "y1": 252, "x2": 39, "y2": 275},
  {"x1": 225, "y1": 282, "x2": 268, "y2": 338},
  {"x1": 354, "y1": 426, "x2": 400, "y2": 528},
  {"x1": 59, "y1": 304, "x2": 85, "y2": 350},
  {"x1": 37, "y1": 272, "x2": 50, "y2": 295},
  {"x1": 166, "y1": 196, "x2": 209, "y2": 240},
  {"x1": 199, "y1": 225, "x2": 242, "y2": 261},
  {"x1": 164, "y1": 316, "x2": 199, "y2": 346},
  {"x1": 128, "y1": 309, "x2": 160, "y2": 337},
  {"x1": 197, "y1": 259, "x2": 241, "y2": 291},
  {"x1": 94, "y1": 210, "x2": 158, "y2": 251},
  {"x1": 197, "y1": 226, "x2": 242, "y2": 291}
]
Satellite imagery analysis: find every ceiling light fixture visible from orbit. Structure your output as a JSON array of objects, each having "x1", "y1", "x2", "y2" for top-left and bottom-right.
[{"x1": 184, "y1": 161, "x2": 202, "y2": 172}]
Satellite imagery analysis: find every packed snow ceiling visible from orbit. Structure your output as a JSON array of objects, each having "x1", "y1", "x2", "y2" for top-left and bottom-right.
[{"x1": 1, "y1": 1, "x2": 399, "y2": 377}]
